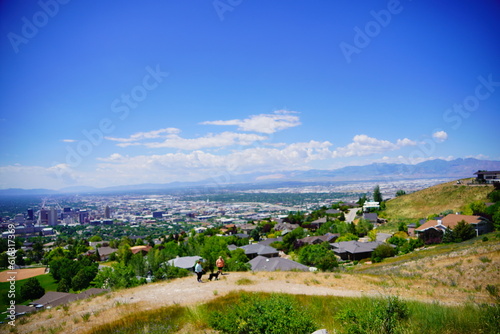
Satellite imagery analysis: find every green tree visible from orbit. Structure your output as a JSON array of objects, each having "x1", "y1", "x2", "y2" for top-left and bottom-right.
[
  {"x1": 281, "y1": 227, "x2": 305, "y2": 253},
  {"x1": 371, "y1": 244, "x2": 396, "y2": 263},
  {"x1": 225, "y1": 248, "x2": 251, "y2": 272},
  {"x1": 487, "y1": 189, "x2": 500, "y2": 202},
  {"x1": 118, "y1": 244, "x2": 133, "y2": 265},
  {"x1": 130, "y1": 252, "x2": 146, "y2": 276},
  {"x1": 336, "y1": 233, "x2": 358, "y2": 242},
  {"x1": 50, "y1": 257, "x2": 76, "y2": 281},
  {"x1": 162, "y1": 241, "x2": 181, "y2": 260},
  {"x1": 21, "y1": 277, "x2": 45, "y2": 301},
  {"x1": 71, "y1": 266, "x2": 97, "y2": 291},
  {"x1": 249, "y1": 228, "x2": 261, "y2": 242},
  {"x1": 200, "y1": 236, "x2": 229, "y2": 273},
  {"x1": 469, "y1": 201, "x2": 487, "y2": 215},
  {"x1": 94, "y1": 262, "x2": 141, "y2": 290},
  {"x1": 453, "y1": 220, "x2": 476, "y2": 242},
  {"x1": 0, "y1": 252, "x2": 8, "y2": 268},
  {"x1": 357, "y1": 194, "x2": 368, "y2": 206},
  {"x1": 373, "y1": 185, "x2": 383, "y2": 203},
  {"x1": 355, "y1": 219, "x2": 373, "y2": 236},
  {"x1": 57, "y1": 278, "x2": 71, "y2": 293},
  {"x1": 89, "y1": 235, "x2": 102, "y2": 242},
  {"x1": 298, "y1": 243, "x2": 338, "y2": 271},
  {"x1": 335, "y1": 221, "x2": 356, "y2": 236},
  {"x1": 395, "y1": 190, "x2": 406, "y2": 197}
]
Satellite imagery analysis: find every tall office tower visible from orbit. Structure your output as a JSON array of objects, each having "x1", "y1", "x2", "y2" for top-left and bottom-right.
[
  {"x1": 105, "y1": 205, "x2": 111, "y2": 219},
  {"x1": 40, "y1": 208, "x2": 49, "y2": 225},
  {"x1": 79, "y1": 210, "x2": 89, "y2": 224},
  {"x1": 27, "y1": 208, "x2": 34, "y2": 221},
  {"x1": 48, "y1": 207, "x2": 58, "y2": 226}
]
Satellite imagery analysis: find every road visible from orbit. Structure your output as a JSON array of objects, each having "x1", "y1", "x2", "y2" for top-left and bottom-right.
[{"x1": 345, "y1": 207, "x2": 359, "y2": 223}]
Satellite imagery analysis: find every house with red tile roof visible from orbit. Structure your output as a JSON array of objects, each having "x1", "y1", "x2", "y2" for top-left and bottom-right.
[{"x1": 415, "y1": 214, "x2": 492, "y2": 243}]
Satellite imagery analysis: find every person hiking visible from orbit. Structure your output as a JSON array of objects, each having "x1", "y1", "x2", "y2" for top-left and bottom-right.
[
  {"x1": 216, "y1": 256, "x2": 225, "y2": 275},
  {"x1": 195, "y1": 260, "x2": 204, "y2": 283}
]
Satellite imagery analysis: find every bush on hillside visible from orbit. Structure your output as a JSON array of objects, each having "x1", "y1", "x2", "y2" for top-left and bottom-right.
[
  {"x1": 336, "y1": 296, "x2": 409, "y2": 334},
  {"x1": 298, "y1": 243, "x2": 338, "y2": 271},
  {"x1": 371, "y1": 244, "x2": 397, "y2": 263},
  {"x1": 208, "y1": 293, "x2": 317, "y2": 334}
]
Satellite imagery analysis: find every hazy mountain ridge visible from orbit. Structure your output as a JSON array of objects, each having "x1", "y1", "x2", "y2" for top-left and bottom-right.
[{"x1": 1, "y1": 158, "x2": 498, "y2": 196}]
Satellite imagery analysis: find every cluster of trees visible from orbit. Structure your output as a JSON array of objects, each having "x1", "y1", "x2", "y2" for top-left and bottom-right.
[
  {"x1": 92, "y1": 232, "x2": 252, "y2": 290},
  {"x1": 386, "y1": 233, "x2": 424, "y2": 255},
  {"x1": 0, "y1": 238, "x2": 44, "y2": 267},
  {"x1": 47, "y1": 248, "x2": 99, "y2": 292},
  {"x1": 466, "y1": 189, "x2": 500, "y2": 230}
]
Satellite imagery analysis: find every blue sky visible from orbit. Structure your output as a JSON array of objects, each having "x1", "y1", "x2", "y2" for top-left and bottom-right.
[{"x1": 1, "y1": 0, "x2": 499, "y2": 189}]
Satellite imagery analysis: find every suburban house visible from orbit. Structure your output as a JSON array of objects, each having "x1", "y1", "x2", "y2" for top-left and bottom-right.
[
  {"x1": 309, "y1": 217, "x2": 328, "y2": 229},
  {"x1": 325, "y1": 209, "x2": 341, "y2": 215},
  {"x1": 239, "y1": 223, "x2": 257, "y2": 234},
  {"x1": 28, "y1": 288, "x2": 108, "y2": 311},
  {"x1": 298, "y1": 233, "x2": 338, "y2": 245},
  {"x1": 238, "y1": 243, "x2": 279, "y2": 259},
  {"x1": 330, "y1": 240, "x2": 386, "y2": 261},
  {"x1": 362, "y1": 213, "x2": 379, "y2": 224},
  {"x1": 249, "y1": 256, "x2": 309, "y2": 272},
  {"x1": 130, "y1": 245, "x2": 152, "y2": 255},
  {"x1": 415, "y1": 214, "x2": 492, "y2": 241},
  {"x1": 274, "y1": 222, "x2": 299, "y2": 232},
  {"x1": 167, "y1": 256, "x2": 202, "y2": 270},
  {"x1": 88, "y1": 246, "x2": 117, "y2": 261},
  {"x1": 474, "y1": 170, "x2": 500, "y2": 184},
  {"x1": 257, "y1": 237, "x2": 283, "y2": 246}
]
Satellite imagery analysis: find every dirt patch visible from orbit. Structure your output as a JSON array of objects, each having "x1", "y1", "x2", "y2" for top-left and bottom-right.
[{"x1": 0, "y1": 267, "x2": 47, "y2": 282}]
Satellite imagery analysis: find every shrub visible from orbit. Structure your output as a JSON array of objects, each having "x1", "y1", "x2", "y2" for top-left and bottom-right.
[
  {"x1": 336, "y1": 296, "x2": 408, "y2": 334},
  {"x1": 371, "y1": 244, "x2": 396, "y2": 263},
  {"x1": 298, "y1": 243, "x2": 338, "y2": 271},
  {"x1": 208, "y1": 293, "x2": 317, "y2": 334}
]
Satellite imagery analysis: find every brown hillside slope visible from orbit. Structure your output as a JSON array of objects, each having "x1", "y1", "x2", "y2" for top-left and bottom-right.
[
  {"x1": 11, "y1": 236, "x2": 500, "y2": 334},
  {"x1": 384, "y1": 179, "x2": 493, "y2": 219}
]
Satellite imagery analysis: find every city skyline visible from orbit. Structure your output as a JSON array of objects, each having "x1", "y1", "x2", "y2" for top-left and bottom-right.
[{"x1": 1, "y1": 1, "x2": 499, "y2": 190}]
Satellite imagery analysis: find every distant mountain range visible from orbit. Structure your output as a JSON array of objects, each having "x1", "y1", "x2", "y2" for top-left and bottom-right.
[{"x1": 1, "y1": 158, "x2": 499, "y2": 196}]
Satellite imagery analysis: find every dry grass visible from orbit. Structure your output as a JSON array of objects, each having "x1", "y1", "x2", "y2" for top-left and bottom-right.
[{"x1": 384, "y1": 179, "x2": 493, "y2": 219}]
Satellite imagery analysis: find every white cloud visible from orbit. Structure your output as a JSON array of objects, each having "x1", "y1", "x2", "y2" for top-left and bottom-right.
[
  {"x1": 396, "y1": 138, "x2": 417, "y2": 146},
  {"x1": 105, "y1": 127, "x2": 181, "y2": 143},
  {"x1": 0, "y1": 163, "x2": 79, "y2": 189},
  {"x1": 142, "y1": 132, "x2": 268, "y2": 150},
  {"x1": 372, "y1": 155, "x2": 455, "y2": 165},
  {"x1": 201, "y1": 110, "x2": 301, "y2": 134},
  {"x1": 61, "y1": 139, "x2": 76, "y2": 143},
  {"x1": 465, "y1": 154, "x2": 490, "y2": 160},
  {"x1": 93, "y1": 140, "x2": 334, "y2": 185},
  {"x1": 432, "y1": 130, "x2": 448, "y2": 143},
  {"x1": 110, "y1": 131, "x2": 268, "y2": 150},
  {"x1": 333, "y1": 135, "x2": 417, "y2": 158}
]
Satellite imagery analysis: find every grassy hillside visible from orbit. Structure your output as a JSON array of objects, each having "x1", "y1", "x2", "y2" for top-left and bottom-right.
[{"x1": 384, "y1": 178, "x2": 494, "y2": 220}]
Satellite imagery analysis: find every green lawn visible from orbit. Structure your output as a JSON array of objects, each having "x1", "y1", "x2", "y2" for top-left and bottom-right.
[{"x1": 0, "y1": 273, "x2": 57, "y2": 311}]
